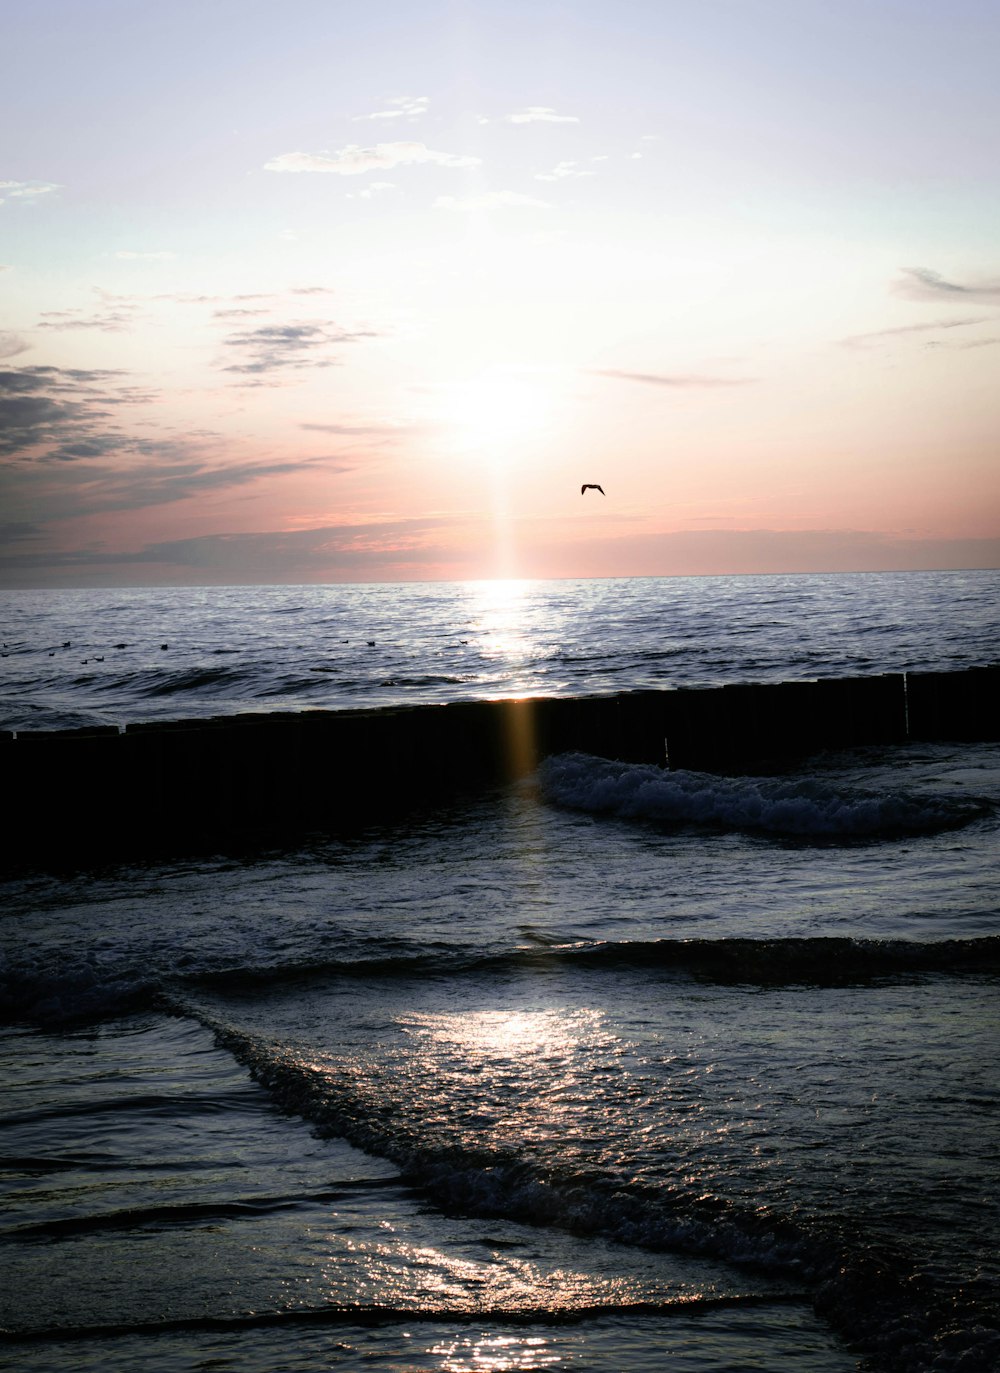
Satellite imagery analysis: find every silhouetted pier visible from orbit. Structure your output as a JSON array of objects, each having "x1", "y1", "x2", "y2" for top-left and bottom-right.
[{"x1": 3, "y1": 666, "x2": 996, "y2": 866}]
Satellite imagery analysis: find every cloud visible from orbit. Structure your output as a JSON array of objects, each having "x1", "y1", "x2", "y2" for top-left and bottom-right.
[
  {"x1": 0, "y1": 368, "x2": 336, "y2": 524},
  {"x1": 558, "y1": 528, "x2": 1000, "y2": 578},
  {"x1": 264, "y1": 142, "x2": 479, "y2": 175},
  {"x1": 351, "y1": 96, "x2": 428, "y2": 122},
  {"x1": 0, "y1": 517, "x2": 458, "y2": 584},
  {"x1": 0, "y1": 180, "x2": 59, "y2": 205},
  {"x1": 150, "y1": 292, "x2": 225, "y2": 304},
  {"x1": 37, "y1": 287, "x2": 142, "y2": 333},
  {"x1": 7, "y1": 520, "x2": 999, "y2": 588},
  {"x1": 534, "y1": 161, "x2": 594, "y2": 182},
  {"x1": 220, "y1": 320, "x2": 378, "y2": 378},
  {"x1": 504, "y1": 107, "x2": 579, "y2": 124},
  {"x1": 115, "y1": 250, "x2": 177, "y2": 261},
  {"x1": 38, "y1": 307, "x2": 138, "y2": 332},
  {"x1": 435, "y1": 190, "x2": 551, "y2": 212},
  {"x1": 893, "y1": 267, "x2": 1000, "y2": 304},
  {"x1": 300, "y1": 420, "x2": 419, "y2": 441},
  {"x1": 212, "y1": 307, "x2": 272, "y2": 320},
  {"x1": 940, "y1": 336, "x2": 1000, "y2": 350},
  {"x1": 346, "y1": 180, "x2": 395, "y2": 200},
  {"x1": 1, "y1": 448, "x2": 332, "y2": 529},
  {"x1": 839, "y1": 316, "x2": 990, "y2": 349},
  {"x1": 0, "y1": 520, "x2": 42, "y2": 543},
  {"x1": 0, "y1": 332, "x2": 30, "y2": 360},
  {"x1": 0, "y1": 365, "x2": 136, "y2": 459},
  {"x1": 0, "y1": 364, "x2": 165, "y2": 492},
  {"x1": 132, "y1": 518, "x2": 450, "y2": 570},
  {"x1": 593, "y1": 369, "x2": 755, "y2": 388}
]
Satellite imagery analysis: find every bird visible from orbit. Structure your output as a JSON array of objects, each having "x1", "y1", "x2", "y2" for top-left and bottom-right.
[{"x1": 581, "y1": 484, "x2": 605, "y2": 496}]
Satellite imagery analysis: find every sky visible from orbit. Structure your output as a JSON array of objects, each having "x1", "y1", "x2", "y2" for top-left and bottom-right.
[{"x1": 1, "y1": 0, "x2": 998, "y2": 587}]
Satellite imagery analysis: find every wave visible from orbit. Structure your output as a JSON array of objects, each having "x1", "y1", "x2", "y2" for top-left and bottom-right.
[
  {"x1": 0, "y1": 1291, "x2": 810, "y2": 1345},
  {"x1": 131, "y1": 667, "x2": 250, "y2": 698},
  {"x1": 539, "y1": 753, "x2": 990, "y2": 839},
  {"x1": 183, "y1": 935, "x2": 1000, "y2": 991},
  {"x1": 376, "y1": 674, "x2": 473, "y2": 688},
  {"x1": 179, "y1": 1006, "x2": 826, "y2": 1274},
  {"x1": 0, "y1": 953, "x2": 160, "y2": 1027},
  {"x1": 4, "y1": 1185, "x2": 401, "y2": 1241},
  {"x1": 168, "y1": 1007, "x2": 1000, "y2": 1373},
  {"x1": 4, "y1": 936, "x2": 998, "y2": 1027}
]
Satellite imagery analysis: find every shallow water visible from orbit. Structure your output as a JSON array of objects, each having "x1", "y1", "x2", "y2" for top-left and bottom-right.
[{"x1": 2, "y1": 574, "x2": 999, "y2": 1372}]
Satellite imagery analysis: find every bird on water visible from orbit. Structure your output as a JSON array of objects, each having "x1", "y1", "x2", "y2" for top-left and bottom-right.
[{"x1": 581, "y1": 484, "x2": 605, "y2": 495}]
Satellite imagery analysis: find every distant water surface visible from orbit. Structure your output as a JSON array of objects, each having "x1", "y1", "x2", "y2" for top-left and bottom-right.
[{"x1": 1, "y1": 569, "x2": 997, "y2": 732}]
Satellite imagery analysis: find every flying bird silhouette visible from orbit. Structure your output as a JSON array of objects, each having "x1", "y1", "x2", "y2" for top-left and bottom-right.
[{"x1": 581, "y1": 484, "x2": 605, "y2": 495}]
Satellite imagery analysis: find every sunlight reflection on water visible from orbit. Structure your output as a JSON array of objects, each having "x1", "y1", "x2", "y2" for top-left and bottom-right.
[
  {"x1": 402, "y1": 1008, "x2": 606, "y2": 1063},
  {"x1": 429, "y1": 1332, "x2": 561, "y2": 1371}
]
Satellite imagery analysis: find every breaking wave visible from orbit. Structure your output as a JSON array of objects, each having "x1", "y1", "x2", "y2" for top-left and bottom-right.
[{"x1": 538, "y1": 753, "x2": 989, "y2": 839}]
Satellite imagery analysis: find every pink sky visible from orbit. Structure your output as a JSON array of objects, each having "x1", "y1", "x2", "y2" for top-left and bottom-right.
[{"x1": 2, "y1": 1, "x2": 998, "y2": 587}]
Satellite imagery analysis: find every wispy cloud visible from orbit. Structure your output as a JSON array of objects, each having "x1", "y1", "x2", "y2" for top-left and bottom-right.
[
  {"x1": 2, "y1": 446, "x2": 330, "y2": 525},
  {"x1": 0, "y1": 366, "x2": 334, "y2": 525},
  {"x1": 0, "y1": 332, "x2": 30, "y2": 360},
  {"x1": 346, "y1": 181, "x2": 395, "y2": 200},
  {"x1": 938, "y1": 336, "x2": 1000, "y2": 350},
  {"x1": 38, "y1": 307, "x2": 138, "y2": 332},
  {"x1": 893, "y1": 267, "x2": 1000, "y2": 304},
  {"x1": 0, "y1": 517, "x2": 458, "y2": 579},
  {"x1": 504, "y1": 107, "x2": 579, "y2": 124},
  {"x1": 0, "y1": 179, "x2": 59, "y2": 205},
  {"x1": 300, "y1": 419, "x2": 419, "y2": 441},
  {"x1": 220, "y1": 320, "x2": 378, "y2": 377},
  {"x1": 264, "y1": 142, "x2": 479, "y2": 175},
  {"x1": 435, "y1": 190, "x2": 551, "y2": 212},
  {"x1": 154, "y1": 288, "x2": 331, "y2": 308},
  {"x1": 212, "y1": 307, "x2": 271, "y2": 320},
  {"x1": 37, "y1": 287, "x2": 143, "y2": 333},
  {"x1": 840, "y1": 316, "x2": 990, "y2": 349},
  {"x1": 0, "y1": 365, "x2": 154, "y2": 460},
  {"x1": 351, "y1": 96, "x2": 428, "y2": 122},
  {"x1": 593, "y1": 369, "x2": 755, "y2": 388},
  {"x1": 534, "y1": 161, "x2": 594, "y2": 182},
  {"x1": 114, "y1": 249, "x2": 177, "y2": 261},
  {"x1": 0, "y1": 520, "x2": 42, "y2": 543}
]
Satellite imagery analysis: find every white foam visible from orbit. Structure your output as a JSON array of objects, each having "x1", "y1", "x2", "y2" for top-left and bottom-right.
[{"x1": 539, "y1": 753, "x2": 979, "y2": 839}]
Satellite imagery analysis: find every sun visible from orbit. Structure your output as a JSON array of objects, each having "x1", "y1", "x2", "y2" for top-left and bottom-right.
[{"x1": 435, "y1": 368, "x2": 554, "y2": 459}]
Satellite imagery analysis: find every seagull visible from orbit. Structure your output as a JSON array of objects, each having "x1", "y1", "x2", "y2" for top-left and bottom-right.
[{"x1": 581, "y1": 484, "x2": 605, "y2": 496}]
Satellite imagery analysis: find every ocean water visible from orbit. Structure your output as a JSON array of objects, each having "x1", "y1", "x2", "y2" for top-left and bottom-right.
[
  {"x1": 1, "y1": 572, "x2": 999, "y2": 1372},
  {"x1": 1, "y1": 570, "x2": 998, "y2": 734}
]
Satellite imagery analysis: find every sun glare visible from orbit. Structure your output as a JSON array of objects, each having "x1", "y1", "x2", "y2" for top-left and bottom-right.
[{"x1": 436, "y1": 370, "x2": 554, "y2": 459}]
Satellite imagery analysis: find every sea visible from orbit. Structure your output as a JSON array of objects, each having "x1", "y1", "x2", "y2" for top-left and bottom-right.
[{"x1": 1, "y1": 570, "x2": 998, "y2": 1373}]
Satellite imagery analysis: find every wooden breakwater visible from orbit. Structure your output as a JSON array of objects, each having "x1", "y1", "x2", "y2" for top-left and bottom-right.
[{"x1": 2, "y1": 666, "x2": 997, "y2": 867}]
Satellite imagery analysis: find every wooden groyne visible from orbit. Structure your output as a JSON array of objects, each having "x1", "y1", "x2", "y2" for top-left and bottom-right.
[{"x1": 2, "y1": 666, "x2": 997, "y2": 867}]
